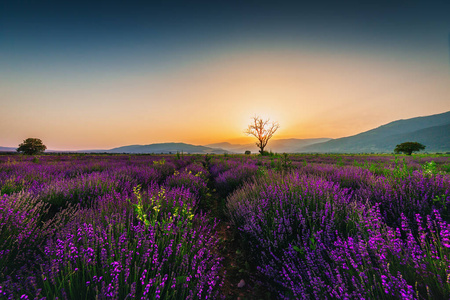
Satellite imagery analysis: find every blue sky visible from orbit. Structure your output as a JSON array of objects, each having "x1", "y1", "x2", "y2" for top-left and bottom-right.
[{"x1": 1, "y1": 0, "x2": 449, "y2": 149}]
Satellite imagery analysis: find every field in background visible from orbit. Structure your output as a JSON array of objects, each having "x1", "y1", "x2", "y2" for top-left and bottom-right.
[{"x1": 1, "y1": 153, "x2": 449, "y2": 299}]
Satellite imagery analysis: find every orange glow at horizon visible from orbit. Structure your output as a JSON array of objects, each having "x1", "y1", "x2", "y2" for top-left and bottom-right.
[{"x1": 1, "y1": 48, "x2": 449, "y2": 151}]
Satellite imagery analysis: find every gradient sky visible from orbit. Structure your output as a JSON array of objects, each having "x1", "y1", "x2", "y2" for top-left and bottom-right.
[{"x1": 1, "y1": 0, "x2": 449, "y2": 150}]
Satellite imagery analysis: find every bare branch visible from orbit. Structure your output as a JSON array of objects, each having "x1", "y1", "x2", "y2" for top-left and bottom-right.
[{"x1": 244, "y1": 116, "x2": 280, "y2": 154}]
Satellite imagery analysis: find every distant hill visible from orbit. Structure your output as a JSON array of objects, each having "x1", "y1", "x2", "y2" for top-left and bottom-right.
[
  {"x1": 384, "y1": 123, "x2": 450, "y2": 153},
  {"x1": 269, "y1": 138, "x2": 332, "y2": 153},
  {"x1": 0, "y1": 146, "x2": 16, "y2": 152},
  {"x1": 301, "y1": 111, "x2": 450, "y2": 153},
  {"x1": 0, "y1": 146, "x2": 79, "y2": 153},
  {"x1": 206, "y1": 138, "x2": 331, "y2": 154},
  {"x1": 205, "y1": 142, "x2": 249, "y2": 152},
  {"x1": 107, "y1": 142, "x2": 229, "y2": 154}
]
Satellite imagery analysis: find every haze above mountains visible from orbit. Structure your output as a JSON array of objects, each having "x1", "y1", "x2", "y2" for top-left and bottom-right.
[{"x1": 2, "y1": 111, "x2": 449, "y2": 154}]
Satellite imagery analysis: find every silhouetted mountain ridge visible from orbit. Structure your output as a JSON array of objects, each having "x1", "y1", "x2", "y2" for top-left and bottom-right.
[
  {"x1": 0, "y1": 147, "x2": 16, "y2": 152},
  {"x1": 301, "y1": 111, "x2": 450, "y2": 153},
  {"x1": 206, "y1": 138, "x2": 331, "y2": 153},
  {"x1": 107, "y1": 142, "x2": 228, "y2": 154}
]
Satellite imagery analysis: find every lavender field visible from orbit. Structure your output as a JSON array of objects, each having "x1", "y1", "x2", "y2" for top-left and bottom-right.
[{"x1": 1, "y1": 153, "x2": 450, "y2": 299}]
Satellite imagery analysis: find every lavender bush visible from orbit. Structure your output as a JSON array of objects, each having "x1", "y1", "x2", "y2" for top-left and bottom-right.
[
  {"x1": 1, "y1": 153, "x2": 449, "y2": 299},
  {"x1": 226, "y1": 171, "x2": 361, "y2": 297},
  {"x1": 225, "y1": 154, "x2": 450, "y2": 299},
  {"x1": 0, "y1": 155, "x2": 225, "y2": 299}
]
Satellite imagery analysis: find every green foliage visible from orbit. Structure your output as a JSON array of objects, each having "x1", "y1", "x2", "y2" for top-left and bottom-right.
[
  {"x1": 394, "y1": 142, "x2": 426, "y2": 155},
  {"x1": 270, "y1": 157, "x2": 276, "y2": 168},
  {"x1": 302, "y1": 159, "x2": 308, "y2": 167},
  {"x1": 274, "y1": 153, "x2": 292, "y2": 173},
  {"x1": 128, "y1": 185, "x2": 194, "y2": 229},
  {"x1": 352, "y1": 159, "x2": 363, "y2": 167},
  {"x1": 422, "y1": 161, "x2": 438, "y2": 176},
  {"x1": 257, "y1": 166, "x2": 268, "y2": 177},
  {"x1": 153, "y1": 158, "x2": 166, "y2": 165},
  {"x1": 261, "y1": 150, "x2": 278, "y2": 157},
  {"x1": 441, "y1": 164, "x2": 450, "y2": 173},
  {"x1": 387, "y1": 157, "x2": 414, "y2": 179},
  {"x1": 433, "y1": 194, "x2": 448, "y2": 212},
  {"x1": 128, "y1": 185, "x2": 150, "y2": 227},
  {"x1": 17, "y1": 138, "x2": 47, "y2": 155}
]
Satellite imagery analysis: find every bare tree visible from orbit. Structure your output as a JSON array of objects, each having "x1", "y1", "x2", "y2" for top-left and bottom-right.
[{"x1": 245, "y1": 116, "x2": 280, "y2": 155}]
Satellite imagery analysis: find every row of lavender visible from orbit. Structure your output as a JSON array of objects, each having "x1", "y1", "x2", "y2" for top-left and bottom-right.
[
  {"x1": 0, "y1": 155, "x2": 224, "y2": 299},
  {"x1": 2, "y1": 153, "x2": 449, "y2": 299},
  {"x1": 210, "y1": 154, "x2": 450, "y2": 299}
]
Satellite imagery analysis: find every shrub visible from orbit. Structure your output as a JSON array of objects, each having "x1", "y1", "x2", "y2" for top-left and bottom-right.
[
  {"x1": 36, "y1": 212, "x2": 224, "y2": 299},
  {"x1": 226, "y1": 172, "x2": 360, "y2": 296},
  {"x1": 0, "y1": 193, "x2": 50, "y2": 277},
  {"x1": 17, "y1": 138, "x2": 47, "y2": 155},
  {"x1": 164, "y1": 170, "x2": 208, "y2": 198},
  {"x1": 215, "y1": 163, "x2": 258, "y2": 196}
]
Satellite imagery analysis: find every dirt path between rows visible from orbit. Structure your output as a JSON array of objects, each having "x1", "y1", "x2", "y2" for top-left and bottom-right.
[{"x1": 206, "y1": 186, "x2": 272, "y2": 299}]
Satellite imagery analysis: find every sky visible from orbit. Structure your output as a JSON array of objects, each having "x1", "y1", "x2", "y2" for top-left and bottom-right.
[{"x1": 1, "y1": 0, "x2": 449, "y2": 150}]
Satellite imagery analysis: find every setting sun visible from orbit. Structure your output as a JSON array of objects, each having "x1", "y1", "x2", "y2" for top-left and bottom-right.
[{"x1": 1, "y1": 1, "x2": 449, "y2": 152}]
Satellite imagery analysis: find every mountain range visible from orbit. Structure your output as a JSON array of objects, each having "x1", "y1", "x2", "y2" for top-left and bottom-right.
[
  {"x1": 106, "y1": 143, "x2": 228, "y2": 154},
  {"x1": 2, "y1": 111, "x2": 449, "y2": 154},
  {"x1": 0, "y1": 147, "x2": 16, "y2": 152},
  {"x1": 205, "y1": 138, "x2": 332, "y2": 154},
  {"x1": 300, "y1": 111, "x2": 450, "y2": 153}
]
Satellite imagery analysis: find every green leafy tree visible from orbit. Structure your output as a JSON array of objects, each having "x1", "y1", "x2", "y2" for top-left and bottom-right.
[
  {"x1": 394, "y1": 142, "x2": 425, "y2": 155},
  {"x1": 17, "y1": 138, "x2": 47, "y2": 155},
  {"x1": 245, "y1": 116, "x2": 280, "y2": 155}
]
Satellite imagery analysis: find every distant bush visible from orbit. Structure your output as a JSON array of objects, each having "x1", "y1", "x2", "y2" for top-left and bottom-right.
[
  {"x1": 17, "y1": 138, "x2": 47, "y2": 155},
  {"x1": 394, "y1": 142, "x2": 426, "y2": 155}
]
